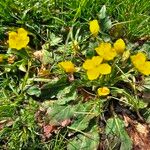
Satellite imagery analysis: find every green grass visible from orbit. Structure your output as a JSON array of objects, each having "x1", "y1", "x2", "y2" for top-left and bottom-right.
[
  {"x1": 0, "y1": 0, "x2": 150, "y2": 149},
  {"x1": 0, "y1": 0, "x2": 150, "y2": 46}
]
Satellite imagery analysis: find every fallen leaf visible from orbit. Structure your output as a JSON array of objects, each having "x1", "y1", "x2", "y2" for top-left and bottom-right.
[
  {"x1": 43, "y1": 124, "x2": 56, "y2": 138},
  {"x1": 124, "y1": 115, "x2": 150, "y2": 150},
  {"x1": 60, "y1": 119, "x2": 72, "y2": 127}
]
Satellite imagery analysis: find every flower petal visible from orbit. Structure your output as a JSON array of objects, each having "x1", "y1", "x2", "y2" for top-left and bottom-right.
[
  {"x1": 139, "y1": 61, "x2": 150, "y2": 76},
  {"x1": 59, "y1": 61, "x2": 75, "y2": 73},
  {"x1": 83, "y1": 59, "x2": 95, "y2": 70},
  {"x1": 17, "y1": 28, "x2": 28, "y2": 37},
  {"x1": 89, "y1": 20, "x2": 100, "y2": 36},
  {"x1": 95, "y1": 42, "x2": 116, "y2": 61},
  {"x1": 98, "y1": 63, "x2": 111, "y2": 74},
  {"x1": 114, "y1": 38, "x2": 125, "y2": 54},
  {"x1": 92, "y1": 56, "x2": 103, "y2": 66},
  {"x1": 131, "y1": 52, "x2": 146, "y2": 68},
  {"x1": 87, "y1": 68, "x2": 100, "y2": 80}
]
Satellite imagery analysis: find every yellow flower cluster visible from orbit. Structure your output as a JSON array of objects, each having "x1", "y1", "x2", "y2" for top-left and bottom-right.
[
  {"x1": 8, "y1": 28, "x2": 29, "y2": 50},
  {"x1": 83, "y1": 56, "x2": 111, "y2": 80},
  {"x1": 131, "y1": 52, "x2": 150, "y2": 75},
  {"x1": 95, "y1": 42, "x2": 117, "y2": 61},
  {"x1": 58, "y1": 61, "x2": 75, "y2": 73},
  {"x1": 95, "y1": 39, "x2": 126, "y2": 61}
]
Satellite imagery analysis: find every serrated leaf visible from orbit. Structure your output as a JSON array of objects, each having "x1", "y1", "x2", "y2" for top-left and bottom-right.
[
  {"x1": 50, "y1": 33, "x2": 62, "y2": 46},
  {"x1": 67, "y1": 125, "x2": 99, "y2": 150},
  {"x1": 105, "y1": 117, "x2": 132, "y2": 150}
]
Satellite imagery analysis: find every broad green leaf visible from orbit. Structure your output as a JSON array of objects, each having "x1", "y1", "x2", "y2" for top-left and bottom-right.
[
  {"x1": 27, "y1": 85, "x2": 41, "y2": 97},
  {"x1": 105, "y1": 117, "x2": 132, "y2": 150},
  {"x1": 56, "y1": 85, "x2": 77, "y2": 105},
  {"x1": 70, "y1": 100, "x2": 100, "y2": 131},
  {"x1": 39, "y1": 76, "x2": 68, "y2": 99},
  {"x1": 67, "y1": 125, "x2": 99, "y2": 150},
  {"x1": 46, "y1": 104, "x2": 75, "y2": 125}
]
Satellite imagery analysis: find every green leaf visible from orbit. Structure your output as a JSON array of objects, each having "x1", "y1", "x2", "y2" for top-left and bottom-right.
[
  {"x1": 27, "y1": 85, "x2": 41, "y2": 97},
  {"x1": 56, "y1": 85, "x2": 77, "y2": 105},
  {"x1": 39, "y1": 76, "x2": 68, "y2": 99},
  {"x1": 50, "y1": 33, "x2": 62, "y2": 46},
  {"x1": 103, "y1": 17, "x2": 112, "y2": 30},
  {"x1": 19, "y1": 62, "x2": 27, "y2": 72},
  {"x1": 142, "y1": 108, "x2": 150, "y2": 123},
  {"x1": 143, "y1": 77, "x2": 150, "y2": 90},
  {"x1": 105, "y1": 117, "x2": 132, "y2": 150},
  {"x1": 98, "y1": 5, "x2": 106, "y2": 19},
  {"x1": 70, "y1": 100, "x2": 100, "y2": 131},
  {"x1": 86, "y1": 49, "x2": 96, "y2": 59},
  {"x1": 67, "y1": 125, "x2": 99, "y2": 150},
  {"x1": 46, "y1": 104, "x2": 75, "y2": 125}
]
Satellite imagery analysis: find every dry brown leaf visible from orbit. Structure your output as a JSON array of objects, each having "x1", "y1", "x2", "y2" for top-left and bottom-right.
[
  {"x1": 43, "y1": 124, "x2": 57, "y2": 138},
  {"x1": 60, "y1": 119, "x2": 72, "y2": 127},
  {"x1": 124, "y1": 115, "x2": 150, "y2": 150},
  {"x1": 33, "y1": 50, "x2": 43, "y2": 61}
]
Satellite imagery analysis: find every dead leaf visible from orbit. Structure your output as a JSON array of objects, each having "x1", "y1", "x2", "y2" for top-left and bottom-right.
[
  {"x1": 43, "y1": 124, "x2": 57, "y2": 138},
  {"x1": 0, "y1": 119, "x2": 13, "y2": 130},
  {"x1": 68, "y1": 74, "x2": 74, "y2": 82},
  {"x1": 124, "y1": 115, "x2": 150, "y2": 150},
  {"x1": 33, "y1": 50, "x2": 43, "y2": 61},
  {"x1": 60, "y1": 119, "x2": 72, "y2": 127}
]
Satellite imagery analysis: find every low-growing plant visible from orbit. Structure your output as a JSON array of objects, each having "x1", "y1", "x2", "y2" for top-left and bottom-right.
[{"x1": 0, "y1": 5, "x2": 150, "y2": 150}]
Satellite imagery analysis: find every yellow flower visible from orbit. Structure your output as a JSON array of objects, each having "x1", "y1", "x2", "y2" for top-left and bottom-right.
[
  {"x1": 97, "y1": 87, "x2": 110, "y2": 96},
  {"x1": 131, "y1": 52, "x2": 150, "y2": 75},
  {"x1": 8, "y1": 28, "x2": 29, "y2": 50},
  {"x1": 83, "y1": 56, "x2": 111, "y2": 80},
  {"x1": 139, "y1": 61, "x2": 150, "y2": 76},
  {"x1": 59, "y1": 61, "x2": 75, "y2": 73},
  {"x1": 114, "y1": 38, "x2": 125, "y2": 54},
  {"x1": 83, "y1": 56, "x2": 103, "y2": 70},
  {"x1": 95, "y1": 42, "x2": 117, "y2": 61},
  {"x1": 89, "y1": 20, "x2": 100, "y2": 36},
  {"x1": 131, "y1": 52, "x2": 146, "y2": 69}
]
